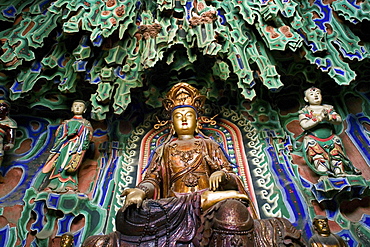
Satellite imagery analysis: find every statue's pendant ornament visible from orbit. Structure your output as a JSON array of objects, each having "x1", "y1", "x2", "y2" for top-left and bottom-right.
[{"x1": 183, "y1": 172, "x2": 200, "y2": 187}]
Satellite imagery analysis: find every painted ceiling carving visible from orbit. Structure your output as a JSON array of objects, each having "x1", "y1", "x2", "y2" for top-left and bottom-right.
[{"x1": 0, "y1": 0, "x2": 369, "y2": 120}]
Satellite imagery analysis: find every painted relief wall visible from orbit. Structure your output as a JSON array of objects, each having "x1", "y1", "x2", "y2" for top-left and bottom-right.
[{"x1": 0, "y1": 0, "x2": 370, "y2": 246}]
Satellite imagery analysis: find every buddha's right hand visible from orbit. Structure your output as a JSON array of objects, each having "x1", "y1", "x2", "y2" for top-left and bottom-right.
[{"x1": 121, "y1": 188, "x2": 146, "y2": 210}]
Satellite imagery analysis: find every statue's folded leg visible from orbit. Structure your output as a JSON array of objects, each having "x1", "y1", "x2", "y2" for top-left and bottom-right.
[
  {"x1": 119, "y1": 194, "x2": 202, "y2": 246},
  {"x1": 83, "y1": 193, "x2": 202, "y2": 247}
]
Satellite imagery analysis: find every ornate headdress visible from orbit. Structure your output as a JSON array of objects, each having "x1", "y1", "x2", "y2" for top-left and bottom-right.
[
  {"x1": 155, "y1": 82, "x2": 216, "y2": 130},
  {"x1": 162, "y1": 82, "x2": 206, "y2": 115}
]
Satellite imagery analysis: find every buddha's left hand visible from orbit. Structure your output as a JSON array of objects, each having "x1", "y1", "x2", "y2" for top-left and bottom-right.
[
  {"x1": 209, "y1": 170, "x2": 227, "y2": 191},
  {"x1": 121, "y1": 188, "x2": 146, "y2": 210}
]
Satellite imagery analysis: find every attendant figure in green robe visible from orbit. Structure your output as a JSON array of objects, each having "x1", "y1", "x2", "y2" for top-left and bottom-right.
[
  {"x1": 299, "y1": 87, "x2": 360, "y2": 177},
  {"x1": 42, "y1": 100, "x2": 93, "y2": 193},
  {"x1": 0, "y1": 100, "x2": 17, "y2": 183}
]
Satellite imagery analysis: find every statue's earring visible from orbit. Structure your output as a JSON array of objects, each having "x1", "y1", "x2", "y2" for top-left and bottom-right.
[{"x1": 170, "y1": 123, "x2": 176, "y2": 135}]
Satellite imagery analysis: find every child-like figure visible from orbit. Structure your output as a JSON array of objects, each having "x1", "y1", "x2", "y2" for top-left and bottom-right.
[{"x1": 299, "y1": 87, "x2": 360, "y2": 177}]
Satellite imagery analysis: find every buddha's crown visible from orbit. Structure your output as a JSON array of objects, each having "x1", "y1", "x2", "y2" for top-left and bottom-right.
[{"x1": 163, "y1": 82, "x2": 206, "y2": 114}]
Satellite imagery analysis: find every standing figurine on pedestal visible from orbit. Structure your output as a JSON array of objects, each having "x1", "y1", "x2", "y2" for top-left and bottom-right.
[
  {"x1": 42, "y1": 100, "x2": 93, "y2": 193},
  {"x1": 309, "y1": 216, "x2": 347, "y2": 246},
  {"x1": 299, "y1": 87, "x2": 361, "y2": 177},
  {"x1": 0, "y1": 100, "x2": 17, "y2": 183}
]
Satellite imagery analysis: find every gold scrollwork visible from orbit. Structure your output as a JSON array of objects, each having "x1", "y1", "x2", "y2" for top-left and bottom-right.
[{"x1": 154, "y1": 116, "x2": 169, "y2": 129}]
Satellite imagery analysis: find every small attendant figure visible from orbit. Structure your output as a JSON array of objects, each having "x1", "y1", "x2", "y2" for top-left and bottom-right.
[
  {"x1": 42, "y1": 100, "x2": 93, "y2": 193},
  {"x1": 299, "y1": 87, "x2": 361, "y2": 177},
  {"x1": 309, "y1": 216, "x2": 348, "y2": 247}
]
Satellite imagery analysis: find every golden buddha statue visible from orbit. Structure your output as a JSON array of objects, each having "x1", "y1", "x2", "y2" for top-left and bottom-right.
[
  {"x1": 83, "y1": 82, "x2": 305, "y2": 247},
  {"x1": 308, "y1": 216, "x2": 348, "y2": 247},
  {"x1": 123, "y1": 83, "x2": 255, "y2": 212}
]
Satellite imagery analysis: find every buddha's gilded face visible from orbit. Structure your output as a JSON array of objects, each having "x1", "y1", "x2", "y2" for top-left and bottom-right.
[
  {"x1": 71, "y1": 101, "x2": 86, "y2": 115},
  {"x1": 172, "y1": 107, "x2": 197, "y2": 136},
  {"x1": 304, "y1": 88, "x2": 322, "y2": 105},
  {"x1": 314, "y1": 218, "x2": 330, "y2": 235}
]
